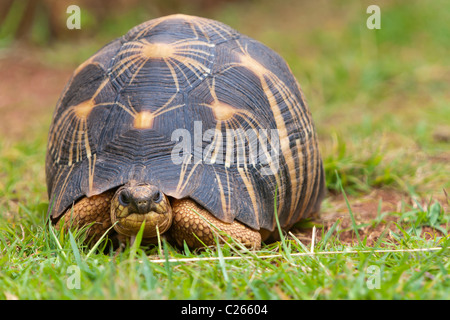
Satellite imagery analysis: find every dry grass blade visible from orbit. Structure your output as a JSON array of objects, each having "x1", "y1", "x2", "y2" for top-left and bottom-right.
[{"x1": 144, "y1": 247, "x2": 443, "y2": 264}]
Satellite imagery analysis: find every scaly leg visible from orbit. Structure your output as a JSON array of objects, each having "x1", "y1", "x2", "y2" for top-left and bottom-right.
[
  {"x1": 170, "y1": 198, "x2": 261, "y2": 249},
  {"x1": 59, "y1": 190, "x2": 115, "y2": 244}
]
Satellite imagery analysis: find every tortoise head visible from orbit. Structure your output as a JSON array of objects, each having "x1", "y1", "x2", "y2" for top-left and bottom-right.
[{"x1": 110, "y1": 181, "x2": 173, "y2": 239}]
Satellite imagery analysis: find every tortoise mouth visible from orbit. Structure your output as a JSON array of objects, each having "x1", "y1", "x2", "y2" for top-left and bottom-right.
[
  {"x1": 110, "y1": 183, "x2": 173, "y2": 238},
  {"x1": 113, "y1": 211, "x2": 173, "y2": 238}
]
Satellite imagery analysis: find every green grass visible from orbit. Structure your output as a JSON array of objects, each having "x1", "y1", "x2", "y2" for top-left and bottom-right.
[
  {"x1": 1, "y1": 0, "x2": 449, "y2": 300},
  {"x1": 0, "y1": 196, "x2": 448, "y2": 299}
]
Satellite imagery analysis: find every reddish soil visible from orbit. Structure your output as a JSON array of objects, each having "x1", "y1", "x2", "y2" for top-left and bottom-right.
[
  {"x1": 293, "y1": 189, "x2": 447, "y2": 247},
  {"x1": 0, "y1": 49, "x2": 72, "y2": 140}
]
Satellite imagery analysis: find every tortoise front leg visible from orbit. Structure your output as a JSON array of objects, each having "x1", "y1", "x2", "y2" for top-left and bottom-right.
[
  {"x1": 169, "y1": 199, "x2": 261, "y2": 250},
  {"x1": 59, "y1": 190, "x2": 115, "y2": 244}
]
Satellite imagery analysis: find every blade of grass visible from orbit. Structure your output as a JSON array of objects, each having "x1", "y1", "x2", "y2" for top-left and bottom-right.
[
  {"x1": 163, "y1": 240, "x2": 172, "y2": 282},
  {"x1": 68, "y1": 230, "x2": 82, "y2": 267},
  {"x1": 320, "y1": 219, "x2": 340, "y2": 250},
  {"x1": 140, "y1": 251, "x2": 156, "y2": 290},
  {"x1": 336, "y1": 171, "x2": 362, "y2": 245},
  {"x1": 85, "y1": 221, "x2": 117, "y2": 260},
  {"x1": 47, "y1": 219, "x2": 67, "y2": 261},
  {"x1": 288, "y1": 231, "x2": 310, "y2": 252},
  {"x1": 216, "y1": 240, "x2": 229, "y2": 283},
  {"x1": 129, "y1": 220, "x2": 146, "y2": 260},
  {"x1": 216, "y1": 240, "x2": 233, "y2": 298},
  {"x1": 273, "y1": 185, "x2": 293, "y2": 261},
  {"x1": 155, "y1": 225, "x2": 167, "y2": 258}
]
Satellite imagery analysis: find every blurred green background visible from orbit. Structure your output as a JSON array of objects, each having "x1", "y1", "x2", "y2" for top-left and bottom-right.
[{"x1": 0, "y1": 0, "x2": 449, "y2": 204}]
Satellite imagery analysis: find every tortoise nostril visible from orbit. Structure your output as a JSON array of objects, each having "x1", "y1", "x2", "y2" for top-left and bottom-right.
[
  {"x1": 138, "y1": 200, "x2": 148, "y2": 206},
  {"x1": 136, "y1": 199, "x2": 151, "y2": 214}
]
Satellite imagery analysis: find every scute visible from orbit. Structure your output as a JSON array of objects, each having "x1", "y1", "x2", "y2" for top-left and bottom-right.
[{"x1": 46, "y1": 14, "x2": 325, "y2": 233}]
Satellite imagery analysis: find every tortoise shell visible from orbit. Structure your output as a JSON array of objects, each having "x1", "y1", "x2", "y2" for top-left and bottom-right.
[{"x1": 46, "y1": 14, "x2": 325, "y2": 233}]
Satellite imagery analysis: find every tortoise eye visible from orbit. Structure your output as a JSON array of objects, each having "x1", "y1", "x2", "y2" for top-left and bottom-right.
[
  {"x1": 118, "y1": 190, "x2": 130, "y2": 206},
  {"x1": 154, "y1": 191, "x2": 163, "y2": 203}
]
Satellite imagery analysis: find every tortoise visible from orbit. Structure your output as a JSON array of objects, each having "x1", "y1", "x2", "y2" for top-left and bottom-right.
[{"x1": 46, "y1": 14, "x2": 326, "y2": 250}]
